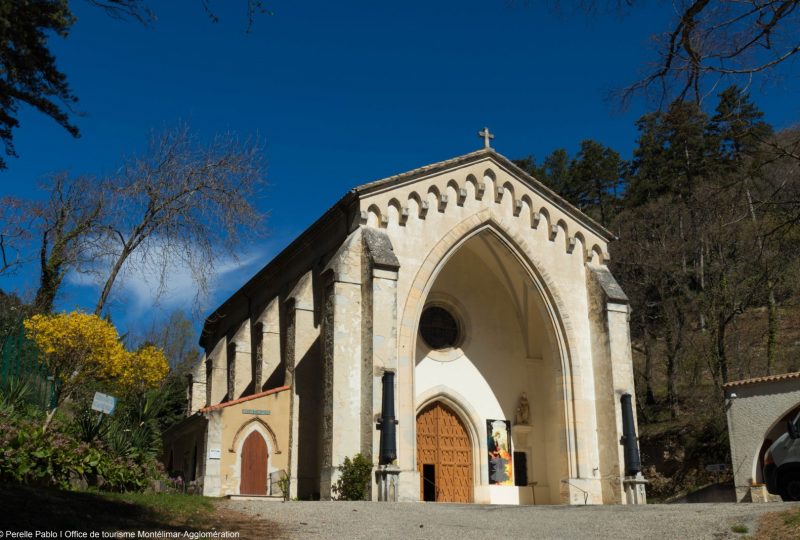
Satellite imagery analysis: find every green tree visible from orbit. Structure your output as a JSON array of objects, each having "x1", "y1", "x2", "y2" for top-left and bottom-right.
[
  {"x1": 513, "y1": 155, "x2": 546, "y2": 183},
  {"x1": 710, "y1": 86, "x2": 773, "y2": 168},
  {"x1": 0, "y1": 0, "x2": 268, "y2": 169},
  {"x1": 0, "y1": 290, "x2": 33, "y2": 350},
  {"x1": 517, "y1": 148, "x2": 578, "y2": 202},
  {"x1": 541, "y1": 148, "x2": 574, "y2": 200},
  {"x1": 517, "y1": 143, "x2": 625, "y2": 226},
  {"x1": 627, "y1": 100, "x2": 720, "y2": 206},
  {"x1": 0, "y1": 0, "x2": 77, "y2": 170},
  {"x1": 569, "y1": 140, "x2": 624, "y2": 226}
]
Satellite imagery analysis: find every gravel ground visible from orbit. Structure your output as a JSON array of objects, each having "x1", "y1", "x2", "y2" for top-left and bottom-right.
[{"x1": 226, "y1": 500, "x2": 798, "y2": 540}]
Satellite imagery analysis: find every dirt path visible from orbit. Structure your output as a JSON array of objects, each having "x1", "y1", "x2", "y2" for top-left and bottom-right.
[
  {"x1": 227, "y1": 499, "x2": 800, "y2": 540},
  {"x1": 4, "y1": 485, "x2": 797, "y2": 540}
]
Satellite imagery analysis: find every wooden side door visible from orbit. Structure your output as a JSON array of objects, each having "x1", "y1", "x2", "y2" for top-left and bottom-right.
[{"x1": 240, "y1": 431, "x2": 269, "y2": 495}]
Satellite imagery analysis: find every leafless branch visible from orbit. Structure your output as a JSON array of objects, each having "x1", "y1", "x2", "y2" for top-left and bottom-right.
[
  {"x1": 617, "y1": 0, "x2": 800, "y2": 104},
  {"x1": 85, "y1": 0, "x2": 155, "y2": 24},
  {"x1": 90, "y1": 125, "x2": 266, "y2": 314}
]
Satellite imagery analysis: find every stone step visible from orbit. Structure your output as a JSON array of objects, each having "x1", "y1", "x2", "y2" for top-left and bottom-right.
[{"x1": 227, "y1": 494, "x2": 285, "y2": 502}]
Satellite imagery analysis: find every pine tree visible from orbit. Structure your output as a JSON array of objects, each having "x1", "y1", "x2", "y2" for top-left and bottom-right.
[
  {"x1": 627, "y1": 101, "x2": 719, "y2": 206},
  {"x1": 570, "y1": 140, "x2": 624, "y2": 226},
  {"x1": 514, "y1": 149, "x2": 575, "y2": 203},
  {"x1": 0, "y1": 1, "x2": 79, "y2": 169},
  {"x1": 710, "y1": 86, "x2": 773, "y2": 169},
  {"x1": 542, "y1": 148, "x2": 574, "y2": 200}
]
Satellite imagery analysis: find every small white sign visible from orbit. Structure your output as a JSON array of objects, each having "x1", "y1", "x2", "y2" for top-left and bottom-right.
[
  {"x1": 209, "y1": 448, "x2": 221, "y2": 460},
  {"x1": 91, "y1": 392, "x2": 116, "y2": 415}
]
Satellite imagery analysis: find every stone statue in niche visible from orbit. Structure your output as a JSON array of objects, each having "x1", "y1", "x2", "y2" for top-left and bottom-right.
[{"x1": 515, "y1": 392, "x2": 530, "y2": 425}]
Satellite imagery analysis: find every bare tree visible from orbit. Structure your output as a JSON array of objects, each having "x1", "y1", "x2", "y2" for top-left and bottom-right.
[
  {"x1": 0, "y1": 198, "x2": 29, "y2": 276},
  {"x1": 85, "y1": 1, "x2": 154, "y2": 23},
  {"x1": 35, "y1": 175, "x2": 107, "y2": 313},
  {"x1": 0, "y1": 175, "x2": 105, "y2": 313},
  {"x1": 90, "y1": 126, "x2": 264, "y2": 315},
  {"x1": 615, "y1": 1, "x2": 800, "y2": 104},
  {"x1": 86, "y1": 0, "x2": 271, "y2": 28},
  {"x1": 612, "y1": 198, "x2": 695, "y2": 417},
  {"x1": 1, "y1": 127, "x2": 265, "y2": 315}
]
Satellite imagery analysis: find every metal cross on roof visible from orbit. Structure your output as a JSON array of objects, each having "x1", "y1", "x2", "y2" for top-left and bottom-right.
[{"x1": 478, "y1": 127, "x2": 494, "y2": 149}]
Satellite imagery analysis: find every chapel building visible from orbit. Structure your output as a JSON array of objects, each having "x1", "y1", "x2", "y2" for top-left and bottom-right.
[{"x1": 163, "y1": 136, "x2": 645, "y2": 505}]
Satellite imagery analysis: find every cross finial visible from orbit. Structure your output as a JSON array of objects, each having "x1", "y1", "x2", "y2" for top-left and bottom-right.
[{"x1": 478, "y1": 127, "x2": 494, "y2": 149}]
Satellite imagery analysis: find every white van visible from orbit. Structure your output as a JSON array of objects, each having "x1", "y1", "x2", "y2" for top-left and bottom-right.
[{"x1": 764, "y1": 411, "x2": 800, "y2": 501}]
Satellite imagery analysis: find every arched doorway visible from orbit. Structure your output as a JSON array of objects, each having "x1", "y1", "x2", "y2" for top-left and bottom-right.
[
  {"x1": 756, "y1": 404, "x2": 800, "y2": 484},
  {"x1": 417, "y1": 401, "x2": 474, "y2": 503},
  {"x1": 411, "y1": 226, "x2": 572, "y2": 504},
  {"x1": 240, "y1": 431, "x2": 269, "y2": 495}
]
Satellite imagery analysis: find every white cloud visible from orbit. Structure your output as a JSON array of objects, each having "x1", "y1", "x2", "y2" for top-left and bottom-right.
[{"x1": 66, "y1": 239, "x2": 270, "y2": 317}]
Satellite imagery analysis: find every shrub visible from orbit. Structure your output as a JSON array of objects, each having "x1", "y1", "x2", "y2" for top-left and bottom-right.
[
  {"x1": 0, "y1": 377, "x2": 34, "y2": 415},
  {"x1": 332, "y1": 453, "x2": 372, "y2": 501},
  {"x1": 275, "y1": 472, "x2": 290, "y2": 501},
  {"x1": 23, "y1": 312, "x2": 168, "y2": 430},
  {"x1": 0, "y1": 402, "x2": 163, "y2": 492}
]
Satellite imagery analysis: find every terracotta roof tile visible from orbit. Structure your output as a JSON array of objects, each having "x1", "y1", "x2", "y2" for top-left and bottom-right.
[
  {"x1": 199, "y1": 385, "x2": 290, "y2": 413},
  {"x1": 723, "y1": 372, "x2": 800, "y2": 389}
]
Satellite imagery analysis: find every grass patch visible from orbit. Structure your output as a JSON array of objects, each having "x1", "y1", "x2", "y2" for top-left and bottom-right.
[
  {"x1": 101, "y1": 491, "x2": 216, "y2": 524},
  {"x1": 731, "y1": 524, "x2": 748, "y2": 534},
  {"x1": 1, "y1": 483, "x2": 218, "y2": 531},
  {"x1": 753, "y1": 507, "x2": 800, "y2": 540},
  {"x1": 1, "y1": 483, "x2": 281, "y2": 538},
  {"x1": 784, "y1": 509, "x2": 800, "y2": 528}
]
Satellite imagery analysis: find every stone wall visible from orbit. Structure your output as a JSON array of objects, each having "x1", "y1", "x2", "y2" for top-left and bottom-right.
[{"x1": 725, "y1": 375, "x2": 800, "y2": 502}]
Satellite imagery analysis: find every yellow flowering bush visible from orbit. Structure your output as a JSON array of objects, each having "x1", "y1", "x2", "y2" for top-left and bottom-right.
[
  {"x1": 119, "y1": 345, "x2": 169, "y2": 392},
  {"x1": 24, "y1": 312, "x2": 127, "y2": 389},
  {"x1": 23, "y1": 312, "x2": 169, "y2": 427}
]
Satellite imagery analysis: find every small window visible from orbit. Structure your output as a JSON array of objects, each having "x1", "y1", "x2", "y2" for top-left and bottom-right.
[{"x1": 419, "y1": 306, "x2": 460, "y2": 350}]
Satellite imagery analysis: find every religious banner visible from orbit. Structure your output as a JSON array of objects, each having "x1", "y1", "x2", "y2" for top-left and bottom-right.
[{"x1": 487, "y1": 419, "x2": 513, "y2": 485}]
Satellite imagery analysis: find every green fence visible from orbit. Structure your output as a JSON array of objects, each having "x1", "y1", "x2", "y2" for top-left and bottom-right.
[{"x1": 0, "y1": 326, "x2": 57, "y2": 410}]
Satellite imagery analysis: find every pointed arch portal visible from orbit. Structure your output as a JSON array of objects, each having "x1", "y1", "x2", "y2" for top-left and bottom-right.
[{"x1": 407, "y1": 217, "x2": 577, "y2": 504}]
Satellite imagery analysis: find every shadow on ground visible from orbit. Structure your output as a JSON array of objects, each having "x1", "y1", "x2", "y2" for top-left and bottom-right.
[
  {"x1": 1, "y1": 484, "x2": 176, "y2": 531},
  {"x1": 1, "y1": 483, "x2": 281, "y2": 539}
]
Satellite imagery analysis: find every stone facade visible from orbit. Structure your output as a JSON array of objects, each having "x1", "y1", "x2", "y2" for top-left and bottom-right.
[
  {"x1": 164, "y1": 146, "x2": 644, "y2": 504},
  {"x1": 724, "y1": 372, "x2": 800, "y2": 502}
]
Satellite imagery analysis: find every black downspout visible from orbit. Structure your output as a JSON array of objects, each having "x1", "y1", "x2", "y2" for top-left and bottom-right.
[{"x1": 620, "y1": 393, "x2": 641, "y2": 476}]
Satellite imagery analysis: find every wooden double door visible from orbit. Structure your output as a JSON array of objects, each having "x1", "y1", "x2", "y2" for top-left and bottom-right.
[{"x1": 416, "y1": 401, "x2": 474, "y2": 503}]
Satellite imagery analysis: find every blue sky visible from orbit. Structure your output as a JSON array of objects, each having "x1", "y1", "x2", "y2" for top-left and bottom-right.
[{"x1": 1, "y1": 0, "x2": 798, "y2": 337}]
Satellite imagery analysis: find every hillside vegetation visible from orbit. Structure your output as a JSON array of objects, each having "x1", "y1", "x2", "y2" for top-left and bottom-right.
[{"x1": 515, "y1": 88, "x2": 800, "y2": 499}]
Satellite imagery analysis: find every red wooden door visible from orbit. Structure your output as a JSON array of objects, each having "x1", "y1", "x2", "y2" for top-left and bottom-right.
[{"x1": 240, "y1": 431, "x2": 269, "y2": 495}]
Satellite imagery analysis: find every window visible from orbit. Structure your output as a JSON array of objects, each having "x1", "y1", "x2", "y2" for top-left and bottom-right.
[{"x1": 419, "y1": 306, "x2": 460, "y2": 350}]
